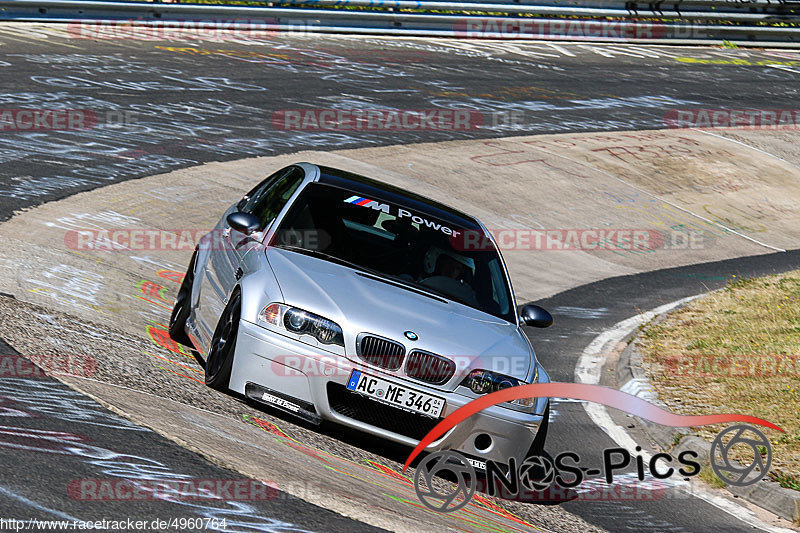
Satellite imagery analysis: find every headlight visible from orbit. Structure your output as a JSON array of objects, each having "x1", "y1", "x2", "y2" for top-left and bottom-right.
[
  {"x1": 258, "y1": 303, "x2": 344, "y2": 347},
  {"x1": 460, "y1": 369, "x2": 537, "y2": 408}
]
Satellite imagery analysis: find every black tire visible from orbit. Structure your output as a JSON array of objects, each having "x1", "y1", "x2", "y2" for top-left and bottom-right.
[
  {"x1": 169, "y1": 250, "x2": 198, "y2": 347},
  {"x1": 205, "y1": 290, "x2": 241, "y2": 392},
  {"x1": 526, "y1": 401, "x2": 550, "y2": 458}
]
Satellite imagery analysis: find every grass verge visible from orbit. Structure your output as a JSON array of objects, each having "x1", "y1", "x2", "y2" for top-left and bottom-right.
[
  {"x1": 699, "y1": 465, "x2": 726, "y2": 489},
  {"x1": 639, "y1": 270, "x2": 800, "y2": 490}
]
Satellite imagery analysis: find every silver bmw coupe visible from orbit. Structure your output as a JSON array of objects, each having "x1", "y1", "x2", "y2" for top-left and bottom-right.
[{"x1": 170, "y1": 163, "x2": 553, "y2": 468}]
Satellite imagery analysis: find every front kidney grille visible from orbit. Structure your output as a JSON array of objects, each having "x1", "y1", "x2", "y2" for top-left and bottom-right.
[
  {"x1": 327, "y1": 383, "x2": 440, "y2": 439},
  {"x1": 357, "y1": 334, "x2": 405, "y2": 371},
  {"x1": 405, "y1": 350, "x2": 456, "y2": 385}
]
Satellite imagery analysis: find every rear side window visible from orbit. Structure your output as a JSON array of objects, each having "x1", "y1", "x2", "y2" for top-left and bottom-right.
[
  {"x1": 241, "y1": 167, "x2": 304, "y2": 230},
  {"x1": 239, "y1": 169, "x2": 287, "y2": 212}
]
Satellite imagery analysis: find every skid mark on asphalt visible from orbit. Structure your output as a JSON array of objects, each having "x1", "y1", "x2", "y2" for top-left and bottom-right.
[
  {"x1": 551, "y1": 307, "x2": 610, "y2": 320},
  {"x1": 0, "y1": 380, "x2": 318, "y2": 532},
  {"x1": 0, "y1": 379, "x2": 148, "y2": 431},
  {"x1": 2, "y1": 31, "x2": 799, "y2": 215}
]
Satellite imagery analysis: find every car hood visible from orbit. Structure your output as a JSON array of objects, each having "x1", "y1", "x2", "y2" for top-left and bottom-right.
[{"x1": 266, "y1": 248, "x2": 533, "y2": 381}]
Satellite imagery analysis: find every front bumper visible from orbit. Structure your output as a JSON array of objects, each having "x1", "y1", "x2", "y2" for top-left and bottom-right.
[{"x1": 230, "y1": 319, "x2": 548, "y2": 466}]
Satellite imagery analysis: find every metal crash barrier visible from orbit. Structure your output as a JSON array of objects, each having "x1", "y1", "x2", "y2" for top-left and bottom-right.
[{"x1": 0, "y1": 0, "x2": 799, "y2": 45}]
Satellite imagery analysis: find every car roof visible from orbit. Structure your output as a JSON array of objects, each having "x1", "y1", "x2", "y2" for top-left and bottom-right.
[{"x1": 314, "y1": 165, "x2": 482, "y2": 230}]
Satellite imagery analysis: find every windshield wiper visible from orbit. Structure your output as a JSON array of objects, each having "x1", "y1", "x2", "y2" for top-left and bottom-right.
[
  {"x1": 274, "y1": 245, "x2": 373, "y2": 274},
  {"x1": 356, "y1": 271, "x2": 450, "y2": 304}
]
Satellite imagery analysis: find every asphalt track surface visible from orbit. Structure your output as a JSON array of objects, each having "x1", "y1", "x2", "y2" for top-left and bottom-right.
[
  {"x1": 1, "y1": 24, "x2": 800, "y2": 532},
  {"x1": 0, "y1": 334, "x2": 388, "y2": 532},
  {"x1": 1, "y1": 27, "x2": 800, "y2": 219},
  {"x1": 0, "y1": 338, "x2": 385, "y2": 532}
]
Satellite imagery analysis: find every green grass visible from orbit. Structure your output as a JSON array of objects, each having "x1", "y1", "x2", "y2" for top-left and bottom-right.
[
  {"x1": 775, "y1": 474, "x2": 800, "y2": 491},
  {"x1": 639, "y1": 270, "x2": 800, "y2": 491},
  {"x1": 700, "y1": 465, "x2": 726, "y2": 489}
]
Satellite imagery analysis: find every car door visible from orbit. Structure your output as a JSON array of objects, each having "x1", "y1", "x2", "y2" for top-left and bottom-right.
[{"x1": 196, "y1": 166, "x2": 301, "y2": 345}]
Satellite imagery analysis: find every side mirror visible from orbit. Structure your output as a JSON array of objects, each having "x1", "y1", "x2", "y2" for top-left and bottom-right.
[
  {"x1": 520, "y1": 304, "x2": 553, "y2": 328},
  {"x1": 226, "y1": 212, "x2": 260, "y2": 235}
]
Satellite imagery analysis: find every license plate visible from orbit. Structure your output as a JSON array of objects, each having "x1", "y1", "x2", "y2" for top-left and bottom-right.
[{"x1": 346, "y1": 370, "x2": 445, "y2": 418}]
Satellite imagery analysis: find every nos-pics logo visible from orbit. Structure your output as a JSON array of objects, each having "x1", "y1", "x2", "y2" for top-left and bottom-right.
[
  {"x1": 403, "y1": 383, "x2": 782, "y2": 513},
  {"x1": 413, "y1": 424, "x2": 773, "y2": 513}
]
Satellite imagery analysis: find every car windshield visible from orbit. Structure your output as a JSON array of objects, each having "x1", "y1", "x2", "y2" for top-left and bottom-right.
[{"x1": 271, "y1": 182, "x2": 515, "y2": 322}]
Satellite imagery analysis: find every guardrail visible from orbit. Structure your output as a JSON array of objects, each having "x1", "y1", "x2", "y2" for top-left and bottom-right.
[{"x1": 0, "y1": 0, "x2": 799, "y2": 45}]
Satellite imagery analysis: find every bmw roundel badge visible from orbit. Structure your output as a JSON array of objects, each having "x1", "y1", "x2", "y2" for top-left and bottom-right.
[{"x1": 404, "y1": 331, "x2": 419, "y2": 341}]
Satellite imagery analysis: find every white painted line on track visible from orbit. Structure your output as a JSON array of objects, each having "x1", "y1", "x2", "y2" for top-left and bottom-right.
[
  {"x1": 765, "y1": 64, "x2": 800, "y2": 74},
  {"x1": 692, "y1": 127, "x2": 800, "y2": 172},
  {"x1": 575, "y1": 297, "x2": 796, "y2": 533}
]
